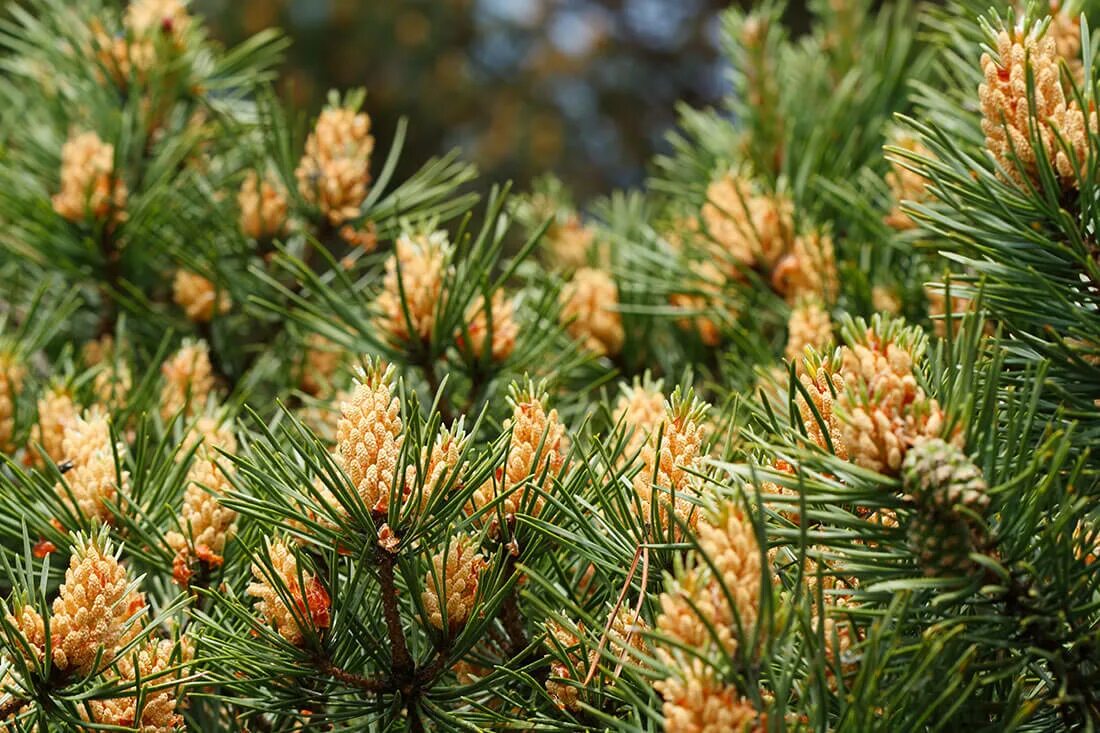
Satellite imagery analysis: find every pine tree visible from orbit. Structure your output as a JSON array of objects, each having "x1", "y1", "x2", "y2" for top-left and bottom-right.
[{"x1": 1, "y1": 0, "x2": 1099, "y2": 731}]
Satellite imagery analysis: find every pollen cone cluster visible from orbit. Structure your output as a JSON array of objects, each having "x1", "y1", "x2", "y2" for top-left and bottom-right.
[
  {"x1": 655, "y1": 504, "x2": 762, "y2": 660},
  {"x1": 247, "y1": 538, "x2": 330, "y2": 645},
  {"x1": 28, "y1": 385, "x2": 79, "y2": 467},
  {"x1": 702, "y1": 173, "x2": 792, "y2": 270},
  {"x1": 166, "y1": 416, "x2": 239, "y2": 582},
  {"x1": 543, "y1": 606, "x2": 649, "y2": 711},
  {"x1": 1045, "y1": 1, "x2": 1084, "y2": 85},
  {"x1": 160, "y1": 340, "x2": 216, "y2": 420},
  {"x1": 52, "y1": 130, "x2": 127, "y2": 223},
  {"x1": 658, "y1": 660, "x2": 766, "y2": 733},
  {"x1": 979, "y1": 22, "x2": 1095, "y2": 188},
  {"x1": 615, "y1": 375, "x2": 667, "y2": 462},
  {"x1": 172, "y1": 269, "x2": 230, "y2": 323},
  {"x1": 421, "y1": 534, "x2": 486, "y2": 632},
  {"x1": 772, "y1": 230, "x2": 838, "y2": 304},
  {"x1": 654, "y1": 503, "x2": 766, "y2": 732},
  {"x1": 411, "y1": 422, "x2": 468, "y2": 514},
  {"x1": 57, "y1": 408, "x2": 130, "y2": 524},
  {"x1": 468, "y1": 382, "x2": 569, "y2": 525},
  {"x1": 89, "y1": 637, "x2": 192, "y2": 733},
  {"x1": 795, "y1": 353, "x2": 849, "y2": 459},
  {"x1": 125, "y1": 0, "x2": 192, "y2": 44},
  {"x1": 461, "y1": 290, "x2": 518, "y2": 362},
  {"x1": 85, "y1": 337, "x2": 132, "y2": 407},
  {"x1": 836, "y1": 319, "x2": 948, "y2": 474},
  {"x1": 0, "y1": 349, "x2": 25, "y2": 455},
  {"x1": 48, "y1": 536, "x2": 144, "y2": 675},
  {"x1": 295, "y1": 105, "x2": 374, "y2": 225},
  {"x1": 238, "y1": 170, "x2": 288, "y2": 239},
  {"x1": 299, "y1": 334, "x2": 344, "y2": 397},
  {"x1": 560, "y1": 267, "x2": 625, "y2": 357},
  {"x1": 90, "y1": 19, "x2": 154, "y2": 86},
  {"x1": 544, "y1": 617, "x2": 585, "y2": 711},
  {"x1": 785, "y1": 298, "x2": 833, "y2": 364},
  {"x1": 670, "y1": 260, "x2": 727, "y2": 347},
  {"x1": 885, "y1": 131, "x2": 935, "y2": 230},
  {"x1": 632, "y1": 390, "x2": 710, "y2": 538},
  {"x1": 373, "y1": 230, "x2": 450, "y2": 345},
  {"x1": 546, "y1": 215, "x2": 595, "y2": 269},
  {"x1": 336, "y1": 363, "x2": 404, "y2": 514}
]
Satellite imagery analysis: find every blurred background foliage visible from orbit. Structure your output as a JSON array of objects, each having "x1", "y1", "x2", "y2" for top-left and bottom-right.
[{"x1": 192, "y1": 0, "x2": 825, "y2": 200}]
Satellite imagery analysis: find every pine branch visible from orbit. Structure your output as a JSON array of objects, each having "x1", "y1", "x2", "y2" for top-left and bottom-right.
[
  {"x1": 377, "y1": 548, "x2": 413, "y2": 682},
  {"x1": 317, "y1": 658, "x2": 389, "y2": 694}
]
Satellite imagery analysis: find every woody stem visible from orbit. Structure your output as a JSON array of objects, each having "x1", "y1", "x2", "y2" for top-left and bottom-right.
[{"x1": 377, "y1": 550, "x2": 413, "y2": 678}]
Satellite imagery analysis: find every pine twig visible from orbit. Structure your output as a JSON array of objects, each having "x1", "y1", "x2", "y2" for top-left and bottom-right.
[
  {"x1": 377, "y1": 549, "x2": 414, "y2": 679},
  {"x1": 499, "y1": 552, "x2": 529, "y2": 658},
  {"x1": 318, "y1": 659, "x2": 389, "y2": 694},
  {"x1": 96, "y1": 224, "x2": 121, "y2": 338}
]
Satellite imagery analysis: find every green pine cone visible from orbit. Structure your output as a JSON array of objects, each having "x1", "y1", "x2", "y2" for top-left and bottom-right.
[
  {"x1": 902, "y1": 438, "x2": 988, "y2": 515},
  {"x1": 907, "y1": 509, "x2": 977, "y2": 578}
]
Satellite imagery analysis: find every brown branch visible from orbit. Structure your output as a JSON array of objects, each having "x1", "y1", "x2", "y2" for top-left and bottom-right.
[
  {"x1": 416, "y1": 646, "x2": 452, "y2": 686},
  {"x1": 318, "y1": 659, "x2": 389, "y2": 694},
  {"x1": 96, "y1": 224, "x2": 122, "y2": 338},
  {"x1": 377, "y1": 550, "x2": 414, "y2": 677},
  {"x1": 499, "y1": 554, "x2": 528, "y2": 658}
]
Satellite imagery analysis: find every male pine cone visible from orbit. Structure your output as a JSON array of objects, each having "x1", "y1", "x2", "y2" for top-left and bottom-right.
[{"x1": 902, "y1": 439, "x2": 989, "y2": 577}]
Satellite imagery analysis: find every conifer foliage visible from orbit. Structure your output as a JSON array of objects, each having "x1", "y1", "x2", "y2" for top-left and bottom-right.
[{"x1": 0, "y1": 0, "x2": 1099, "y2": 730}]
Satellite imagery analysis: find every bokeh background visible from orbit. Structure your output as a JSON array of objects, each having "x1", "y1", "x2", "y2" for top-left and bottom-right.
[{"x1": 194, "y1": 0, "x2": 818, "y2": 201}]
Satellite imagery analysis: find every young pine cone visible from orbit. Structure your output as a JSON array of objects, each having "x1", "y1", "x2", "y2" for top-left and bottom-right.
[
  {"x1": 902, "y1": 438, "x2": 988, "y2": 515},
  {"x1": 421, "y1": 534, "x2": 486, "y2": 632},
  {"x1": 907, "y1": 509, "x2": 982, "y2": 578},
  {"x1": 902, "y1": 440, "x2": 988, "y2": 578}
]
